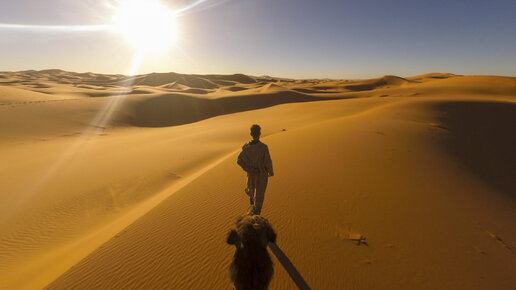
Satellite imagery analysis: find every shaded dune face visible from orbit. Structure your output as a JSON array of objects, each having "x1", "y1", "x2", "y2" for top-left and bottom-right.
[
  {"x1": 435, "y1": 101, "x2": 516, "y2": 197},
  {"x1": 133, "y1": 73, "x2": 256, "y2": 88},
  {"x1": 343, "y1": 75, "x2": 411, "y2": 91},
  {"x1": 126, "y1": 92, "x2": 336, "y2": 127},
  {"x1": 133, "y1": 73, "x2": 219, "y2": 89}
]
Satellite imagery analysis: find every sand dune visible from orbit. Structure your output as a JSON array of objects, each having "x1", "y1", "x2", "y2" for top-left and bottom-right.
[
  {"x1": 125, "y1": 91, "x2": 337, "y2": 127},
  {"x1": 0, "y1": 70, "x2": 515, "y2": 289},
  {"x1": 133, "y1": 72, "x2": 218, "y2": 88},
  {"x1": 435, "y1": 101, "x2": 516, "y2": 197},
  {"x1": 406, "y1": 72, "x2": 459, "y2": 82},
  {"x1": 0, "y1": 86, "x2": 76, "y2": 104},
  {"x1": 341, "y1": 75, "x2": 411, "y2": 91}
]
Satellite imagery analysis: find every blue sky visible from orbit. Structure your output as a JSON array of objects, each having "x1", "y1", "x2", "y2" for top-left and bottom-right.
[{"x1": 1, "y1": 0, "x2": 515, "y2": 78}]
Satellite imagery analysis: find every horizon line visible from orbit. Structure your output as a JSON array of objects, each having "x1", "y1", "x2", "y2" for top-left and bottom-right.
[{"x1": 2, "y1": 68, "x2": 516, "y2": 81}]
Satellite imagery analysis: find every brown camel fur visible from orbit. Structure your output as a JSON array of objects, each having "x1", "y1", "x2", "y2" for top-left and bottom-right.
[{"x1": 226, "y1": 206, "x2": 277, "y2": 290}]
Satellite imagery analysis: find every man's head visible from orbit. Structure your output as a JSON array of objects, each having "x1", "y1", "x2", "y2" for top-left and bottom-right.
[{"x1": 250, "y1": 124, "x2": 261, "y2": 140}]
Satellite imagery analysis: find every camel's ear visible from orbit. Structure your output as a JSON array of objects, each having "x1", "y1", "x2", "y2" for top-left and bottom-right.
[
  {"x1": 267, "y1": 226, "x2": 277, "y2": 244},
  {"x1": 227, "y1": 230, "x2": 239, "y2": 245}
]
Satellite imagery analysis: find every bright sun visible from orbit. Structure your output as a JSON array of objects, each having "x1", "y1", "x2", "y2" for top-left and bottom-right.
[{"x1": 112, "y1": 0, "x2": 177, "y2": 52}]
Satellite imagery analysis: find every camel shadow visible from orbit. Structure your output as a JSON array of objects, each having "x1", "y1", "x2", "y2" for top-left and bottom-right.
[{"x1": 268, "y1": 242, "x2": 311, "y2": 290}]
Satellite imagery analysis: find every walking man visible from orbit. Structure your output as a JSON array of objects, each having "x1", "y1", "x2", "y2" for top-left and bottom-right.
[{"x1": 237, "y1": 124, "x2": 274, "y2": 214}]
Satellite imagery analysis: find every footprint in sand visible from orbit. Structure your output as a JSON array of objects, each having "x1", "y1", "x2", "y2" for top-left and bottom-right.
[
  {"x1": 167, "y1": 172, "x2": 181, "y2": 180},
  {"x1": 486, "y1": 231, "x2": 513, "y2": 252},
  {"x1": 428, "y1": 122, "x2": 451, "y2": 131},
  {"x1": 336, "y1": 224, "x2": 368, "y2": 246},
  {"x1": 474, "y1": 246, "x2": 487, "y2": 255},
  {"x1": 359, "y1": 258, "x2": 373, "y2": 264}
]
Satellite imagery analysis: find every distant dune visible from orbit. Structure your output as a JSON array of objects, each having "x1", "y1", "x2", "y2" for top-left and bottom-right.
[
  {"x1": 341, "y1": 75, "x2": 411, "y2": 91},
  {"x1": 0, "y1": 70, "x2": 515, "y2": 289}
]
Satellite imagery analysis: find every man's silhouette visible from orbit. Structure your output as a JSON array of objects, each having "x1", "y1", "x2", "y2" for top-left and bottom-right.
[{"x1": 237, "y1": 124, "x2": 274, "y2": 214}]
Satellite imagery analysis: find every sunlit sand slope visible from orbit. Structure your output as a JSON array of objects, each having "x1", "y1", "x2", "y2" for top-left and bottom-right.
[{"x1": 0, "y1": 71, "x2": 515, "y2": 289}]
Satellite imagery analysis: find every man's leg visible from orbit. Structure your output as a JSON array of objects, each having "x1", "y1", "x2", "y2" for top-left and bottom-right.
[
  {"x1": 245, "y1": 173, "x2": 257, "y2": 205},
  {"x1": 254, "y1": 174, "x2": 268, "y2": 215}
]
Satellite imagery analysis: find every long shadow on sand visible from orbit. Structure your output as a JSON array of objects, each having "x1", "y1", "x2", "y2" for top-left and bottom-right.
[
  {"x1": 438, "y1": 101, "x2": 516, "y2": 198},
  {"x1": 268, "y1": 242, "x2": 311, "y2": 290}
]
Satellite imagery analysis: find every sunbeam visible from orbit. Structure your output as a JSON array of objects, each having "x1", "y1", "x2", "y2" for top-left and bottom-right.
[
  {"x1": 174, "y1": 0, "x2": 230, "y2": 17},
  {"x1": 1, "y1": 0, "x2": 227, "y2": 217},
  {"x1": 89, "y1": 50, "x2": 144, "y2": 130},
  {"x1": 0, "y1": 23, "x2": 113, "y2": 32},
  {"x1": 3, "y1": 50, "x2": 145, "y2": 220},
  {"x1": 174, "y1": 0, "x2": 209, "y2": 15}
]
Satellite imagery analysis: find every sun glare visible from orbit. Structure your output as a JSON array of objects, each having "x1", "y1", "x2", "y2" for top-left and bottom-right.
[{"x1": 112, "y1": 0, "x2": 177, "y2": 52}]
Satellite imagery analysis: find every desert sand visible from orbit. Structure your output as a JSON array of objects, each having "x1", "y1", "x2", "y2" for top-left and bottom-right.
[{"x1": 0, "y1": 70, "x2": 515, "y2": 289}]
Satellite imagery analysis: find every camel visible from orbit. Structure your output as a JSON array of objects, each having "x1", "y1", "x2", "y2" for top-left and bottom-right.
[{"x1": 226, "y1": 206, "x2": 277, "y2": 290}]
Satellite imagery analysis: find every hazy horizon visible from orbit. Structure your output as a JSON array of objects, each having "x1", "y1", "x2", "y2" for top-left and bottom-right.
[
  {"x1": 3, "y1": 68, "x2": 514, "y2": 81},
  {"x1": 1, "y1": 0, "x2": 516, "y2": 78}
]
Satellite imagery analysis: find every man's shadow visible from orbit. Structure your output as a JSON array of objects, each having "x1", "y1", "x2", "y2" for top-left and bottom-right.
[{"x1": 268, "y1": 242, "x2": 311, "y2": 290}]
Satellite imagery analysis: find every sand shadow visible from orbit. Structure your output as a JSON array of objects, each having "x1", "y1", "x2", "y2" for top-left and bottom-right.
[
  {"x1": 127, "y1": 91, "x2": 340, "y2": 127},
  {"x1": 437, "y1": 101, "x2": 516, "y2": 198},
  {"x1": 268, "y1": 242, "x2": 311, "y2": 290}
]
